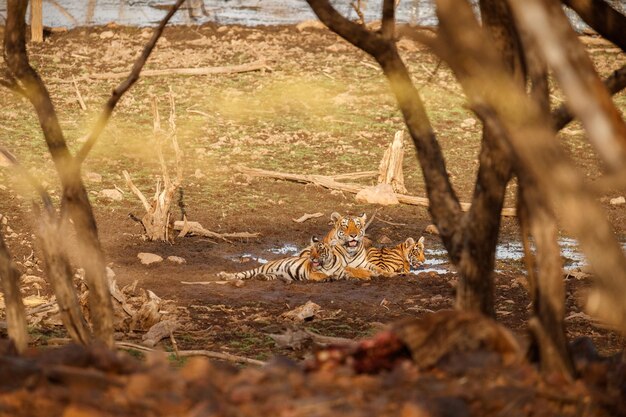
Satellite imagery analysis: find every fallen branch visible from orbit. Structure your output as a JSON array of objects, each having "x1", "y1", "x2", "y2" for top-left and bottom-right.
[
  {"x1": 173, "y1": 220, "x2": 260, "y2": 241},
  {"x1": 292, "y1": 212, "x2": 324, "y2": 223},
  {"x1": 116, "y1": 341, "x2": 265, "y2": 365},
  {"x1": 56, "y1": 61, "x2": 270, "y2": 84},
  {"x1": 235, "y1": 165, "x2": 517, "y2": 217},
  {"x1": 176, "y1": 350, "x2": 266, "y2": 366}
]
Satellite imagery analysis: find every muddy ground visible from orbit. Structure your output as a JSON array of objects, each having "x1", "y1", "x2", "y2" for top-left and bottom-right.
[{"x1": 0, "y1": 21, "x2": 625, "y2": 366}]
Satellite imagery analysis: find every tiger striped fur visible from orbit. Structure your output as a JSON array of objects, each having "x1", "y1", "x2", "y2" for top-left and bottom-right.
[
  {"x1": 367, "y1": 237, "x2": 426, "y2": 274},
  {"x1": 219, "y1": 238, "x2": 346, "y2": 282}
]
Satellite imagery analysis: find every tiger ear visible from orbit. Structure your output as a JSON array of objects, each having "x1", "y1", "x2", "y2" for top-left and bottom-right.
[
  {"x1": 404, "y1": 237, "x2": 415, "y2": 248},
  {"x1": 330, "y1": 212, "x2": 342, "y2": 223},
  {"x1": 417, "y1": 236, "x2": 425, "y2": 248},
  {"x1": 311, "y1": 236, "x2": 320, "y2": 244},
  {"x1": 359, "y1": 212, "x2": 367, "y2": 222}
]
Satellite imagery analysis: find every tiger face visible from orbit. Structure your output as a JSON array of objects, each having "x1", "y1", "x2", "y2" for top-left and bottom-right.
[
  {"x1": 405, "y1": 236, "x2": 426, "y2": 269},
  {"x1": 326, "y1": 212, "x2": 367, "y2": 254},
  {"x1": 307, "y1": 237, "x2": 332, "y2": 271}
]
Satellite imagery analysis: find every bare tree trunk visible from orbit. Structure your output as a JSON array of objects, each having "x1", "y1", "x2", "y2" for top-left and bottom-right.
[
  {"x1": 430, "y1": 0, "x2": 626, "y2": 331},
  {"x1": 36, "y1": 210, "x2": 91, "y2": 345},
  {"x1": 0, "y1": 231, "x2": 28, "y2": 353},
  {"x1": 454, "y1": 0, "x2": 522, "y2": 315},
  {"x1": 30, "y1": 0, "x2": 43, "y2": 43},
  {"x1": 2, "y1": 0, "x2": 185, "y2": 347}
]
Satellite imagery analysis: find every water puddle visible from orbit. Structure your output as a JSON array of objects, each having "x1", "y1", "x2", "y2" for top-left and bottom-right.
[
  {"x1": 228, "y1": 237, "x2": 625, "y2": 275},
  {"x1": 0, "y1": 0, "x2": 606, "y2": 30}
]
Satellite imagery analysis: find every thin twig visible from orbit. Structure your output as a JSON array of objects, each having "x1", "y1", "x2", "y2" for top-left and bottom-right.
[{"x1": 72, "y1": 76, "x2": 87, "y2": 111}]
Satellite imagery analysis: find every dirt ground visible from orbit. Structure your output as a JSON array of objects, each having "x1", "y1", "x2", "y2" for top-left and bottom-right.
[{"x1": 0, "y1": 21, "x2": 625, "y2": 368}]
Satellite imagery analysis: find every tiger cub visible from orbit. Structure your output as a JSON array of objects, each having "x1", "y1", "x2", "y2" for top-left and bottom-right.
[
  {"x1": 366, "y1": 237, "x2": 426, "y2": 274},
  {"x1": 322, "y1": 212, "x2": 391, "y2": 280},
  {"x1": 219, "y1": 238, "x2": 345, "y2": 282}
]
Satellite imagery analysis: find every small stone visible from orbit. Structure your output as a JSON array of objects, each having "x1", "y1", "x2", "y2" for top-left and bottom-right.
[
  {"x1": 193, "y1": 169, "x2": 205, "y2": 179},
  {"x1": 424, "y1": 224, "x2": 439, "y2": 235},
  {"x1": 296, "y1": 20, "x2": 326, "y2": 31},
  {"x1": 99, "y1": 189, "x2": 123, "y2": 201},
  {"x1": 377, "y1": 235, "x2": 392, "y2": 244},
  {"x1": 99, "y1": 31, "x2": 114, "y2": 39},
  {"x1": 610, "y1": 196, "x2": 625, "y2": 205},
  {"x1": 138, "y1": 252, "x2": 163, "y2": 265},
  {"x1": 217, "y1": 26, "x2": 229, "y2": 33},
  {"x1": 167, "y1": 256, "x2": 186, "y2": 264},
  {"x1": 461, "y1": 118, "x2": 477, "y2": 128},
  {"x1": 86, "y1": 172, "x2": 102, "y2": 183}
]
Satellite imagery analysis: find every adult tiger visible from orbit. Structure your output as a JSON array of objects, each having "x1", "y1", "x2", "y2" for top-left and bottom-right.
[
  {"x1": 367, "y1": 237, "x2": 426, "y2": 274},
  {"x1": 322, "y1": 212, "x2": 390, "y2": 280},
  {"x1": 219, "y1": 238, "x2": 346, "y2": 282}
]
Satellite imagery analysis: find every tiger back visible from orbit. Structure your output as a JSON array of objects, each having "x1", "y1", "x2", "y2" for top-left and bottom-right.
[{"x1": 366, "y1": 237, "x2": 426, "y2": 274}]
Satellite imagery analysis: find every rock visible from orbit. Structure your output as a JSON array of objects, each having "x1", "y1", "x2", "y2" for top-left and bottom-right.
[
  {"x1": 355, "y1": 183, "x2": 399, "y2": 206},
  {"x1": 99, "y1": 30, "x2": 114, "y2": 39},
  {"x1": 461, "y1": 118, "x2": 477, "y2": 128},
  {"x1": 99, "y1": 189, "x2": 123, "y2": 201},
  {"x1": 282, "y1": 301, "x2": 321, "y2": 322},
  {"x1": 610, "y1": 196, "x2": 625, "y2": 205},
  {"x1": 21, "y1": 275, "x2": 46, "y2": 286},
  {"x1": 217, "y1": 26, "x2": 229, "y2": 33},
  {"x1": 138, "y1": 253, "x2": 163, "y2": 265},
  {"x1": 167, "y1": 256, "x2": 186, "y2": 264},
  {"x1": 86, "y1": 172, "x2": 102, "y2": 183},
  {"x1": 296, "y1": 20, "x2": 326, "y2": 31},
  {"x1": 424, "y1": 224, "x2": 439, "y2": 235},
  {"x1": 377, "y1": 235, "x2": 392, "y2": 244}
]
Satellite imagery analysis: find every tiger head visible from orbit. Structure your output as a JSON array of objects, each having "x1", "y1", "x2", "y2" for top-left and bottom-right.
[
  {"x1": 308, "y1": 237, "x2": 332, "y2": 270},
  {"x1": 326, "y1": 212, "x2": 367, "y2": 254},
  {"x1": 404, "y1": 236, "x2": 426, "y2": 269}
]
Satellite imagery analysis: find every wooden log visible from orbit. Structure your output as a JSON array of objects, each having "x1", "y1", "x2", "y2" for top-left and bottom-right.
[
  {"x1": 235, "y1": 165, "x2": 517, "y2": 217},
  {"x1": 30, "y1": 0, "x2": 43, "y2": 43},
  {"x1": 377, "y1": 130, "x2": 407, "y2": 193},
  {"x1": 172, "y1": 221, "x2": 260, "y2": 240}
]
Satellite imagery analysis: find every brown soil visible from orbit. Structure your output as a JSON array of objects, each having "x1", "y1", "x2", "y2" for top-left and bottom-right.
[{"x1": 0, "y1": 21, "x2": 625, "y2": 416}]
